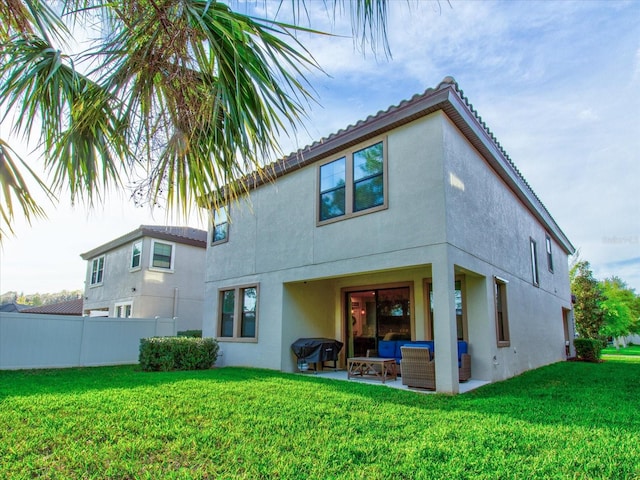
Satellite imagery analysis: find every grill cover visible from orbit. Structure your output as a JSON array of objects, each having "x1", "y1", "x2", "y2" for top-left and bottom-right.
[{"x1": 291, "y1": 338, "x2": 344, "y2": 363}]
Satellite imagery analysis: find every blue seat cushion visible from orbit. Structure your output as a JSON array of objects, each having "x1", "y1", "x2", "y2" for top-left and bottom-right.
[{"x1": 377, "y1": 340, "x2": 396, "y2": 359}]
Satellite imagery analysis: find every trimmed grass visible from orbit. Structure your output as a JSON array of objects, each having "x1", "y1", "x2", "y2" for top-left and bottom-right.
[
  {"x1": 1, "y1": 359, "x2": 639, "y2": 479},
  {"x1": 603, "y1": 344, "x2": 640, "y2": 356}
]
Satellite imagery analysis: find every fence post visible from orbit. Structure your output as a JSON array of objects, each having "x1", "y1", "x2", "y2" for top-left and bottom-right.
[{"x1": 78, "y1": 315, "x2": 88, "y2": 366}]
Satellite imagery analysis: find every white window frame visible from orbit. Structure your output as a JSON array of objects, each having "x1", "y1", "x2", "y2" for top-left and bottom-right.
[
  {"x1": 114, "y1": 301, "x2": 133, "y2": 318},
  {"x1": 130, "y1": 240, "x2": 142, "y2": 271},
  {"x1": 217, "y1": 284, "x2": 259, "y2": 342},
  {"x1": 90, "y1": 256, "x2": 105, "y2": 286},
  {"x1": 211, "y1": 206, "x2": 229, "y2": 245},
  {"x1": 317, "y1": 137, "x2": 388, "y2": 225},
  {"x1": 149, "y1": 240, "x2": 175, "y2": 272}
]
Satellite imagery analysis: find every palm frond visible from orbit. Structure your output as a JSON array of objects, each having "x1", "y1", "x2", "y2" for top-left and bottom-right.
[{"x1": 0, "y1": 138, "x2": 53, "y2": 239}]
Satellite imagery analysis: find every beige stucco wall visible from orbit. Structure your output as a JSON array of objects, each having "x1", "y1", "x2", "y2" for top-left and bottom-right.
[
  {"x1": 440, "y1": 115, "x2": 573, "y2": 381},
  {"x1": 83, "y1": 237, "x2": 205, "y2": 331},
  {"x1": 203, "y1": 110, "x2": 574, "y2": 387}
]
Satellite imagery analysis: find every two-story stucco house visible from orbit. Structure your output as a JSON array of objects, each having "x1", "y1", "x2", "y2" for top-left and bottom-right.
[
  {"x1": 202, "y1": 77, "x2": 576, "y2": 393},
  {"x1": 81, "y1": 225, "x2": 207, "y2": 331}
]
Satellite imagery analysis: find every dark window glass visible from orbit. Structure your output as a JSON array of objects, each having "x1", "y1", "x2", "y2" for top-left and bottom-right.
[
  {"x1": 131, "y1": 242, "x2": 142, "y2": 268},
  {"x1": 241, "y1": 287, "x2": 257, "y2": 338},
  {"x1": 353, "y1": 142, "x2": 384, "y2": 212},
  {"x1": 213, "y1": 208, "x2": 229, "y2": 244},
  {"x1": 91, "y1": 257, "x2": 104, "y2": 284},
  {"x1": 152, "y1": 242, "x2": 172, "y2": 269},
  {"x1": 545, "y1": 235, "x2": 554, "y2": 273},
  {"x1": 220, "y1": 290, "x2": 235, "y2": 337},
  {"x1": 319, "y1": 158, "x2": 346, "y2": 221}
]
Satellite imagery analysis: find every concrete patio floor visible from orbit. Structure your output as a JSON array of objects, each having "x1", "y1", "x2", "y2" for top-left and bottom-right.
[{"x1": 301, "y1": 369, "x2": 489, "y2": 394}]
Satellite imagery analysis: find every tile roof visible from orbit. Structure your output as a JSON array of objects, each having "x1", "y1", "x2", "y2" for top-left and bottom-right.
[
  {"x1": 80, "y1": 225, "x2": 207, "y2": 260},
  {"x1": 21, "y1": 298, "x2": 84, "y2": 316}
]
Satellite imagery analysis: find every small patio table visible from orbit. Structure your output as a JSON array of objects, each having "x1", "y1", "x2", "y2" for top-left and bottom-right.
[{"x1": 347, "y1": 356, "x2": 397, "y2": 383}]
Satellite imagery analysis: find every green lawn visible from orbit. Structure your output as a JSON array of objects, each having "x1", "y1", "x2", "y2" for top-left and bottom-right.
[
  {"x1": 1, "y1": 358, "x2": 639, "y2": 479},
  {"x1": 603, "y1": 344, "x2": 640, "y2": 356}
]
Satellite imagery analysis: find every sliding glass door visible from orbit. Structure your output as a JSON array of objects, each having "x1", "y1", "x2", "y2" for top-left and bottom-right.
[{"x1": 346, "y1": 286, "x2": 411, "y2": 357}]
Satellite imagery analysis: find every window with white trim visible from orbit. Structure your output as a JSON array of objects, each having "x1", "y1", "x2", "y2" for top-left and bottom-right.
[
  {"x1": 530, "y1": 238, "x2": 539, "y2": 286},
  {"x1": 115, "y1": 302, "x2": 132, "y2": 318},
  {"x1": 318, "y1": 140, "x2": 386, "y2": 223},
  {"x1": 212, "y1": 207, "x2": 229, "y2": 245},
  {"x1": 150, "y1": 240, "x2": 175, "y2": 271},
  {"x1": 545, "y1": 234, "x2": 554, "y2": 273},
  {"x1": 494, "y1": 277, "x2": 510, "y2": 347},
  {"x1": 218, "y1": 285, "x2": 258, "y2": 340},
  {"x1": 131, "y1": 241, "x2": 142, "y2": 269},
  {"x1": 90, "y1": 256, "x2": 105, "y2": 285}
]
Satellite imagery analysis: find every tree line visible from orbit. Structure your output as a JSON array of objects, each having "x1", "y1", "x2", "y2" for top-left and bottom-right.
[{"x1": 1, "y1": 290, "x2": 83, "y2": 307}]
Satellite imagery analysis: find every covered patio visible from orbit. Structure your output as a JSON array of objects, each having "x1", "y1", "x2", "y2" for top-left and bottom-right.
[{"x1": 301, "y1": 369, "x2": 489, "y2": 394}]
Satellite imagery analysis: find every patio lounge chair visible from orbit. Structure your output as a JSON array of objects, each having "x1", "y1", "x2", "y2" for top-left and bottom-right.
[{"x1": 400, "y1": 346, "x2": 435, "y2": 390}]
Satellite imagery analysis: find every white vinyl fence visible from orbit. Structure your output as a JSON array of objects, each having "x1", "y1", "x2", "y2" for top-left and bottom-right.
[{"x1": 0, "y1": 312, "x2": 176, "y2": 370}]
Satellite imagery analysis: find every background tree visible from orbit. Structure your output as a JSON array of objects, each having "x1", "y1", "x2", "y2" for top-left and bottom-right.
[
  {"x1": 600, "y1": 277, "x2": 640, "y2": 343},
  {"x1": 0, "y1": 0, "x2": 393, "y2": 239},
  {"x1": 570, "y1": 260, "x2": 606, "y2": 339}
]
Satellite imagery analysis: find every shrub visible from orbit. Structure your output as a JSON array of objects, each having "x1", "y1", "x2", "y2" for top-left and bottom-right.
[
  {"x1": 574, "y1": 338, "x2": 603, "y2": 362},
  {"x1": 139, "y1": 337, "x2": 219, "y2": 371},
  {"x1": 177, "y1": 330, "x2": 203, "y2": 338}
]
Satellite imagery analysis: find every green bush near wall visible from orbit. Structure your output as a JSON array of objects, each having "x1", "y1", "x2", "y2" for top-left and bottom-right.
[
  {"x1": 574, "y1": 338, "x2": 603, "y2": 362},
  {"x1": 139, "y1": 337, "x2": 219, "y2": 371},
  {"x1": 177, "y1": 330, "x2": 203, "y2": 338}
]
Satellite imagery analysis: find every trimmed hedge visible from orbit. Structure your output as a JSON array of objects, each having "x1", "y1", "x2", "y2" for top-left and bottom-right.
[
  {"x1": 177, "y1": 330, "x2": 203, "y2": 338},
  {"x1": 139, "y1": 337, "x2": 219, "y2": 371},
  {"x1": 574, "y1": 338, "x2": 603, "y2": 362}
]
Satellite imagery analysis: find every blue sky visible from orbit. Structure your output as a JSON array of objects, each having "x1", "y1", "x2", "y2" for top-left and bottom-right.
[{"x1": 1, "y1": 0, "x2": 639, "y2": 294}]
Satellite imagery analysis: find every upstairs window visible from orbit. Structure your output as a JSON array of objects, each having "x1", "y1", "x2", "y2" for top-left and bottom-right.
[
  {"x1": 90, "y1": 256, "x2": 105, "y2": 285},
  {"x1": 318, "y1": 140, "x2": 386, "y2": 223},
  {"x1": 319, "y1": 157, "x2": 346, "y2": 221},
  {"x1": 131, "y1": 241, "x2": 142, "y2": 269},
  {"x1": 150, "y1": 240, "x2": 175, "y2": 271},
  {"x1": 353, "y1": 142, "x2": 384, "y2": 212},
  {"x1": 545, "y1": 234, "x2": 554, "y2": 273},
  {"x1": 218, "y1": 285, "x2": 259, "y2": 341},
  {"x1": 212, "y1": 207, "x2": 229, "y2": 245},
  {"x1": 530, "y1": 238, "x2": 539, "y2": 286}
]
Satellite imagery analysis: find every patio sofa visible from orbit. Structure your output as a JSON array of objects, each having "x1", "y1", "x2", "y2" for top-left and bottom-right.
[{"x1": 368, "y1": 339, "x2": 471, "y2": 382}]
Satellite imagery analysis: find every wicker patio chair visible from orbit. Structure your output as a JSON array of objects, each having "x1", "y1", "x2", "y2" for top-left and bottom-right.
[
  {"x1": 400, "y1": 346, "x2": 435, "y2": 390},
  {"x1": 459, "y1": 352, "x2": 471, "y2": 382}
]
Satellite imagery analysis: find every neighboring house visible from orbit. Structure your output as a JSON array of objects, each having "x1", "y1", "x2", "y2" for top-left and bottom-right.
[
  {"x1": 21, "y1": 298, "x2": 83, "y2": 315},
  {"x1": 0, "y1": 302, "x2": 29, "y2": 313},
  {"x1": 81, "y1": 225, "x2": 207, "y2": 331},
  {"x1": 201, "y1": 77, "x2": 576, "y2": 394}
]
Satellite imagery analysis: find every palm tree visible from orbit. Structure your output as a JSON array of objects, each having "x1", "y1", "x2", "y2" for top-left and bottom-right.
[{"x1": 0, "y1": 0, "x2": 391, "y2": 238}]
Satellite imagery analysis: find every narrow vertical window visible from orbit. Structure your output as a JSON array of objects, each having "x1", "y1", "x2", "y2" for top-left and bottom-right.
[
  {"x1": 90, "y1": 256, "x2": 105, "y2": 285},
  {"x1": 131, "y1": 241, "x2": 142, "y2": 269},
  {"x1": 241, "y1": 287, "x2": 257, "y2": 337},
  {"x1": 353, "y1": 142, "x2": 384, "y2": 212},
  {"x1": 530, "y1": 238, "x2": 539, "y2": 286},
  {"x1": 219, "y1": 290, "x2": 235, "y2": 337},
  {"x1": 545, "y1": 234, "x2": 554, "y2": 273},
  {"x1": 212, "y1": 207, "x2": 229, "y2": 244},
  {"x1": 319, "y1": 157, "x2": 346, "y2": 221},
  {"x1": 151, "y1": 241, "x2": 174, "y2": 270},
  {"x1": 495, "y1": 277, "x2": 510, "y2": 346}
]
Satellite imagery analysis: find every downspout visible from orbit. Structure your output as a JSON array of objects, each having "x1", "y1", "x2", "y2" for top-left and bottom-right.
[
  {"x1": 173, "y1": 287, "x2": 179, "y2": 318},
  {"x1": 172, "y1": 287, "x2": 179, "y2": 335}
]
